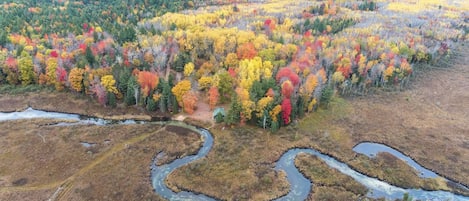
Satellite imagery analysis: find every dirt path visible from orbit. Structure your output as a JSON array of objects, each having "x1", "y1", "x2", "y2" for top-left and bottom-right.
[{"x1": 174, "y1": 100, "x2": 216, "y2": 128}]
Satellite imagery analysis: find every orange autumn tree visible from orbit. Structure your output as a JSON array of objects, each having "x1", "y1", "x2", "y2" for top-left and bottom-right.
[
  {"x1": 137, "y1": 71, "x2": 159, "y2": 98},
  {"x1": 237, "y1": 42, "x2": 257, "y2": 60},
  {"x1": 208, "y1": 86, "x2": 219, "y2": 110},
  {"x1": 303, "y1": 74, "x2": 318, "y2": 97},
  {"x1": 182, "y1": 91, "x2": 198, "y2": 114}
]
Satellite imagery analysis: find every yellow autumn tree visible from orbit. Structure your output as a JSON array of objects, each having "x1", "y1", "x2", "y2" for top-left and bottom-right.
[
  {"x1": 101, "y1": 75, "x2": 119, "y2": 94},
  {"x1": 69, "y1": 68, "x2": 85, "y2": 92},
  {"x1": 270, "y1": 105, "x2": 282, "y2": 122},
  {"x1": 18, "y1": 51, "x2": 35, "y2": 85},
  {"x1": 236, "y1": 87, "x2": 255, "y2": 121},
  {"x1": 171, "y1": 80, "x2": 191, "y2": 106},
  {"x1": 256, "y1": 96, "x2": 273, "y2": 118},
  {"x1": 238, "y1": 57, "x2": 264, "y2": 90},
  {"x1": 46, "y1": 57, "x2": 58, "y2": 86},
  {"x1": 304, "y1": 74, "x2": 318, "y2": 96},
  {"x1": 225, "y1": 53, "x2": 239, "y2": 68},
  {"x1": 184, "y1": 62, "x2": 195, "y2": 77},
  {"x1": 143, "y1": 51, "x2": 154, "y2": 64},
  {"x1": 307, "y1": 98, "x2": 317, "y2": 112},
  {"x1": 198, "y1": 76, "x2": 212, "y2": 90}
]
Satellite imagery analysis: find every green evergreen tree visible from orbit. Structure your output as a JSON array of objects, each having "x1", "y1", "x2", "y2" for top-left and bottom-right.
[
  {"x1": 125, "y1": 76, "x2": 138, "y2": 106},
  {"x1": 297, "y1": 96, "x2": 305, "y2": 118},
  {"x1": 85, "y1": 45, "x2": 96, "y2": 67},
  {"x1": 107, "y1": 92, "x2": 117, "y2": 107},
  {"x1": 0, "y1": 32, "x2": 9, "y2": 47},
  {"x1": 217, "y1": 71, "x2": 234, "y2": 103},
  {"x1": 271, "y1": 119, "x2": 279, "y2": 133},
  {"x1": 146, "y1": 98, "x2": 157, "y2": 111},
  {"x1": 225, "y1": 94, "x2": 241, "y2": 125}
]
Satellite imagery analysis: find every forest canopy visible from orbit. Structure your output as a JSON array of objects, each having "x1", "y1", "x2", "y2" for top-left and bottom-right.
[{"x1": 0, "y1": 0, "x2": 467, "y2": 131}]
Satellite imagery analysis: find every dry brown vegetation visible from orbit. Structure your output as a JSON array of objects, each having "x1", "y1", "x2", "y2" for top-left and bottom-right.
[
  {"x1": 295, "y1": 153, "x2": 367, "y2": 200},
  {"x1": 0, "y1": 119, "x2": 201, "y2": 200}
]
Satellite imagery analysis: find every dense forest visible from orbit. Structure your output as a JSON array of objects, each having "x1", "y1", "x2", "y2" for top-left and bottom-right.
[{"x1": 0, "y1": 0, "x2": 467, "y2": 131}]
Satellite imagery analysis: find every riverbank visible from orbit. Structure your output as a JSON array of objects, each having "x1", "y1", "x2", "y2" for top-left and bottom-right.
[{"x1": 0, "y1": 90, "x2": 160, "y2": 121}]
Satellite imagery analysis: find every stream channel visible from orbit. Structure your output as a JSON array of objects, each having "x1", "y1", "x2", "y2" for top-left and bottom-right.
[{"x1": 0, "y1": 108, "x2": 468, "y2": 201}]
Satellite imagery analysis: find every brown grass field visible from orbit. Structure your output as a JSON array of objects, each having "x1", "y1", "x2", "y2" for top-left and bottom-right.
[
  {"x1": 0, "y1": 45, "x2": 468, "y2": 200},
  {"x1": 0, "y1": 118, "x2": 201, "y2": 200}
]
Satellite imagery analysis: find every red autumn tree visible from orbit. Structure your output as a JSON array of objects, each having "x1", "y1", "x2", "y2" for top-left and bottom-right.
[
  {"x1": 91, "y1": 81, "x2": 107, "y2": 105},
  {"x1": 4, "y1": 57, "x2": 19, "y2": 85},
  {"x1": 304, "y1": 30, "x2": 312, "y2": 38},
  {"x1": 97, "y1": 41, "x2": 107, "y2": 54},
  {"x1": 228, "y1": 67, "x2": 237, "y2": 78},
  {"x1": 264, "y1": 19, "x2": 276, "y2": 36},
  {"x1": 281, "y1": 98, "x2": 291, "y2": 124},
  {"x1": 137, "y1": 71, "x2": 159, "y2": 98},
  {"x1": 50, "y1": 50, "x2": 59, "y2": 58},
  {"x1": 79, "y1": 43, "x2": 87, "y2": 54},
  {"x1": 5, "y1": 57, "x2": 17, "y2": 70},
  {"x1": 276, "y1": 67, "x2": 300, "y2": 86},
  {"x1": 56, "y1": 66, "x2": 67, "y2": 83},
  {"x1": 264, "y1": 19, "x2": 276, "y2": 30},
  {"x1": 55, "y1": 66, "x2": 67, "y2": 91}
]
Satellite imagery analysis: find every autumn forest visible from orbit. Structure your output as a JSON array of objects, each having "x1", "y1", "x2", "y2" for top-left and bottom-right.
[
  {"x1": 1, "y1": 0, "x2": 467, "y2": 131},
  {"x1": 1, "y1": 0, "x2": 469, "y2": 200}
]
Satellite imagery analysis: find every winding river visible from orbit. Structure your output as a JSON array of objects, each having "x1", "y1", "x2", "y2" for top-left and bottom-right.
[
  {"x1": 1, "y1": 108, "x2": 468, "y2": 201},
  {"x1": 276, "y1": 148, "x2": 469, "y2": 201}
]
